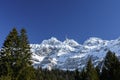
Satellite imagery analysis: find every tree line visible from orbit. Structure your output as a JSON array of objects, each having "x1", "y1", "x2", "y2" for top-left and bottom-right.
[{"x1": 0, "y1": 28, "x2": 120, "y2": 80}]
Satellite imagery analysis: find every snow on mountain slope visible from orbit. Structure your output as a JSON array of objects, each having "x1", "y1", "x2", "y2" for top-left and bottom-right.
[{"x1": 30, "y1": 37, "x2": 120, "y2": 70}]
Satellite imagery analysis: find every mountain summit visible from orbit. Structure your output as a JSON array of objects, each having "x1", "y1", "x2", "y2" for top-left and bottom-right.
[{"x1": 31, "y1": 37, "x2": 120, "y2": 70}]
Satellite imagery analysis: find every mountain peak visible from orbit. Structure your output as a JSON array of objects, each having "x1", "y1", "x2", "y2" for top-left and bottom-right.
[
  {"x1": 83, "y1": 37, "x2": 107, "y2": 46},
  {"x1": 63, "y1": 38, "x2": 80, "y2": 47},
  {"x1": 41, "y1": 37, "x2": 62, "y2": 45},
  {"x1": 86, "y1": 37, "x2": 103, "y2": 42},
  {"x1": 50, "y1": 37, "x2": 59, "y2": 41}
]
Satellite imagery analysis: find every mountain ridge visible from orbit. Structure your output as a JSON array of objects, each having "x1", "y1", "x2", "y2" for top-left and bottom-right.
[{"x1": 31, "y1": 37, "x2": 120, "y2": 70}]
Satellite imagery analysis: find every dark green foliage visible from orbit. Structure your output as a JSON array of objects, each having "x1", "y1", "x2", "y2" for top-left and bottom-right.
[
  {"x1": 74, "y1": 69, "x2": 80, "y2": 80},
  {"x1": 35, "y1": 68, "x2": 75, "y2": 80},
  {"x1": 0, "y1": 75, "x2": 12, "y2": 80},
  {"x1": 80, "y1": 68, "x2": 87, "y2": 80},
  {"x1": 17, "y1": 66, "x2": 35, "y2": 80},
  {"x1": 0, "y1": 28, "x2": 34, "y2": 80},
  {"x1": 0, "y1": 28, "x2": 19, "y2": 77},
  {"x1": 101, "y1": 51, "x2": 120, "y2": 80},
  {"x1": 19, "y1": 28, "x2": 32, "y2": 66},
  {"x1": 95, "y1": 66, "x2": 100, "y2": 79},
  {"x1": 85, "y1": 58, "x2": 99, "y2": 80}
]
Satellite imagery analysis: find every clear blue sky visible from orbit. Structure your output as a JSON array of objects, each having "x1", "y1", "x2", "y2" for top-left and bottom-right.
[{"x1": 0, "y1": 0, "x2": 120, "y2": 46}]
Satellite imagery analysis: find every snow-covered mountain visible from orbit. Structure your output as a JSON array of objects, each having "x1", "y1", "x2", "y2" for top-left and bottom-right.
[{"x1": 30, "y1": 37, "x2": 120, "y2": 70}]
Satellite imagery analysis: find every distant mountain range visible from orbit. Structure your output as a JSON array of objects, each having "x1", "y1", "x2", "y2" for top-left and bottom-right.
[{"x1": 30, "y1": 37, "x2": 120, "y2": 70}]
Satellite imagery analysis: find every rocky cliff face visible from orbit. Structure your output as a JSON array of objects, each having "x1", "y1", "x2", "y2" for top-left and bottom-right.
[{"x1": 30, "y1": 37, "x2": 120, "y2": 70}]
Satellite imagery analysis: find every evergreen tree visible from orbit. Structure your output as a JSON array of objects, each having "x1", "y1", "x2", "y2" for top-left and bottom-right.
[
  {"x1": 85, "y1": 58, "x2": 99, "y2": 80},
  {"x1": 16, "y1": 28, "x2": 34, "y2": 80},
  {"x1": 0, "y1": 28, "x2": 34, "y2": 79},
  {"x1": 19, "y1": 28, "x2": 32, "y2": 66},
  {"x1": 0, "y1": 28, "x2": 19, "y2": 78},
  {"x1": 80, "y1": 68, "x2": 86, "y2": 80},
  {"x1": 74, "y1": 69, "x2": 80, "y2": 80},
  {"x1": 95, "y1": 66, "x2": 100, "y2": 79},
  {"x1": 101, "y1": 51, "x2": 120, "y2": 80},
  {"x1": 17, "y1": 66, "x2": 35, "y2": 80}
]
